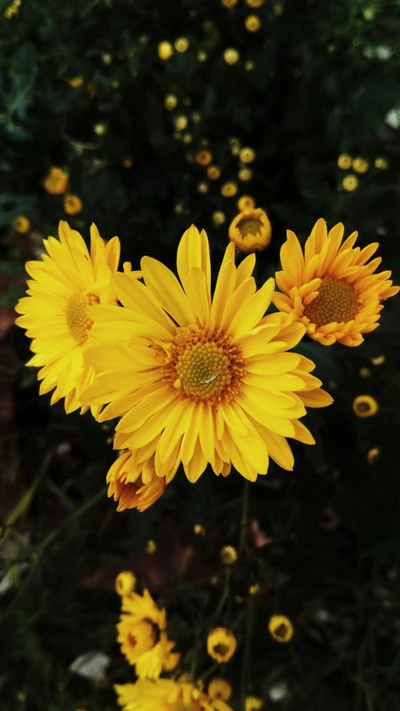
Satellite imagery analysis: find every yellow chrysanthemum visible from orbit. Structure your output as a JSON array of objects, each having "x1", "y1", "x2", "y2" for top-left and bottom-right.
[
  {"x1": 208, "y1": 678, "x2": 232, "y2": 701},
  {"x1": 239, "y1": 147, "x2": 255, "y2": 164},
  {"x1": 268, "y1": 614, "x2": 294, "y2": 642},
  {"x1": 43, "y1": 167, "x2": 69, "y2": 195},
  {"x1": 245, "y1": 696, "x2": 264, "y2": 711},
  {"x1": 337, "y1": 154, "x2": 352, "y2": 170},
  {"x1": 64, "y1": 194, "x2": 83, "y2": 215},
  {"x1": 273, "y1": 218, "x2": 399, "y2": 346},
  {"x1": 115, "y1": 571, "x2": 136, "y2": 596},
  {"x1": 115, "y1": 678, "x2": 233, "y2": 711},
  {"x1": 207, "y1": 165, "x2": 222, "y2": 180},
  {"x1": 221, "y1": 182, "x2": 238, "y2": 197},
  {"x1": 164, "y1": 94, "x2": 178, "y2": 110},
  {"x1": 229, "y1": 208, "x2": 271, "y2": 253},
  {"x1": 207, "y1": 627, "x2": 237, "y2": 663},
  {"x1": 107, "y1": 449, "x2": 166, "y2": 512},
  {"x1": 158, "y1": 41, "x2": 174, "y2": 60},
  {"x1": 342, "y1": 174, "x2": 358, "y2": 192},
  {"x1": 219, "y1": 545, "x2": 238, "y2": 565},
  {"x1": 174, "y1": 37, "x2": 189, "y2": 53},
  {"x1": 224, "y1": 49, "x2": 239, "y2": 65},
  {"x1": 196, "y1": 150, "x2": 213, "y2": 166},
  {"x1": 352, "y1": 157, "x2": 369, "y2": 174},
  {"x1": 117, "y1": 588, "x2": 177, "y2": 679},
  {"x1": 15, "y1": 221, "x2": 124, "y2": 414},
  {"x1": 12, "y1": 216, "x2": 31, "y2": 234},
  {"x1": 237, "y1": 195, "x2": 255, "y2": 212},
  {"x1": 245, "y1": 15, "x2": 262, "y2": 32},
  {"x1": 367, "y1": 447, "x2": 380, "y2": 464},
  {"x1": 69, "y1": 75, "x2": 84, "y2": 88},
  {"x1": 352, "y1": 394, "x2": 378, "y2": 418},
  {"x1": 81, "y1": 225, "x2": 332, "y2": 493}
]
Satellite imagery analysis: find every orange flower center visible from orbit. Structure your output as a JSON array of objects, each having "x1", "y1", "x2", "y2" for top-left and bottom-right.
[
  {"x1": 166, "y1": 325, "x2": 244, "y2": 405},
  {"x1": 65, "y1": 292, "x2": 99, "y2": 345},
  {"x1": 213, "y1": 643, "x2": 230, "y2": 657},
  {"x1": 303, "y1": 277, "x2": 359, "y2": 327}
]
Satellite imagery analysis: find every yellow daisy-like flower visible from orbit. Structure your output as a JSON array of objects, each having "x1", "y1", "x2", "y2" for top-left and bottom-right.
[
  {"x1": 208, "y1": 678, "x2": 232, "y2": 702},
  {"x1": 115, "y1": 678, "x2": 234, "y2": 711},
  {"x1": 224, "y1": 48, "x2": 240, "y2": 65},
  {"x1": 245, "y1": 15, "x2": 262, "y2": 32},
  {"x1": 164, "y1": 94, "x2": 178, "y2": 110},
  {"x1": 81, "y1": 225, "x2": 332, "y2": 491},
  {"x1": 352, "y1": 395, "x2": 378, "y2": 418},
  {"x1": 237, "y1": 195, "x2": 255, "y2": 212},
  {"x1": 221, "y1": 182, "x2": 238, "y2": 197},
  {"x1": 174, "y1": 37, "x2": 189, "y2": 53},
  {"x1": 175, "y1": 115, "x2": 188, "y2": 131},
  {"x1": 43, "y1": 166, "x2": 69, "y2": 195},
  {"x1": 64, "y1": 194, "x2": 83, "y2": 216},
  {"x1": 107, "y1": 449, "x2": 166, "y2": 512},
  {"x1": 352, "y1": 157, "x2": 369, "y2": 174},
  {"x1": 366, "y1": 447, "x2": 380, "y2": 464},
  {"x1": 115, "y1": 571, "x2": 136, "y2": 596},
  {"x1": 207, "y1": 627, "x2": 237, "y2": 663},
  {"x1": 117, "y1": 588, "x2": 177, "y2": 679},
  {"x1": 245, "y1": 696, "x2": 264, "y2": 711},
  {"x1": 220, "y1": 545, "x2": 238, "y2": 565},
  {"x1": 342, "y1": 174, "x2": 358, "y2": 192},
  {"x1": 273, "y1": 218, "x2": 399, "y2": 346},
  {"x1": 229, "y1": 208, "x2": 271, "y2": 254},
  {"x1": 15, "y1": 221, "x2": 123, "y2": 414},
  {"x1": 207, "y1": 165, "x2": 222, "y2": 180},
  {"x1": 337, "y1": 154, "x2": 352, "y2": 170},
  {"x1": 238, "y1": 168, "x2": 253, "y2": 182},
  {"x1": 212, "y1": 211, "x2": 226, "y2": 226},
  {"x1": 268, "y1": 614, "x2": 294, "y2": 643},
  {"x1": 12, "y1": 216, "x2": 31, "y2": 234},
  {"x1": 375, "y1": 157, "x2": 389, "y2": 170},
  {"x1": 239, "y1": 147, "x2": 255, "y2": 164},
  {"x1": 196, "y1": 150, "x2": 213, "y2": 167},
  {"x1": 158, "y1": 41, "x2": 174, "y2": 60}
]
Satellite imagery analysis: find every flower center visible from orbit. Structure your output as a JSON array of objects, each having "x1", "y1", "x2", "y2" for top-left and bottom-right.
[
  {"x1": 65, "y1": 292, "x2": 99, "y2": 345},
  {"x1": 237, "y1": 216, "x2": 263, "y2": 237},
  {"x1": 165, "y1": 325, "x2": 244, "y2": 405},
  {"x1": 303, "y1": 277, "x2": 359, "y2": 327},
  {"x1": 213, "y1": 643, "x2": 229, "y2": 656}
]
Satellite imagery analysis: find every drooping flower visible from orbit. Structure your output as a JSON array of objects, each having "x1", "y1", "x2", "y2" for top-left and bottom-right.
[
  {"x1": 273, "y1": 218, "x2": 399, "y2": 346},
  {"x1": 115, "y1": 678, "x2": 233, "y2": 711},
  {"x1": 352, "y1": 395, "x2": 378, "y2": 418},
  {"x1": 15, "y1": 221, "x2": 125, "y2": 414},
  {"x1": 107, "y1": 449, "x2": 166, "y2": 512},
  {"x1": 207, "y1": 627, "x2": 237, "y2": 663},
  {"x1": 229, "y1": 208, "x2": 271, "y2": 253},
  {"x1": 268, "y1": 615, "x2": 294, "y2": 643},
  {"x1": 81, "y1": 225, "x2": 332, "y2": 497}
]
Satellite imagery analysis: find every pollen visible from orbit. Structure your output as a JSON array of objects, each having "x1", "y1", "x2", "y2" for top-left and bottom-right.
[
  {"x1": 165, "y1": 325, "x2": 244, "y2": 405},
  {"x1": 304, "y1": 277, "x2": 359, "y2": 327},
  {"x1": 65, "y1": 292, "x2": 99, "y2": 345}
]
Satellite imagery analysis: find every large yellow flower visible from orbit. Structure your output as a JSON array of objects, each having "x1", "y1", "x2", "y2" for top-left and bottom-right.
[
  {"x1": 15, "y1": 221, "x2": 125, "y2": 414},
  {"x1": 115, "y1": 678, "x2": 233, "y2": 711},
  {"x1": 273, "y1": 218, "x2": 399, "y2": 346},
  {"x1": 82, "y1": 225, "x2": 332, "y2": 491},
  {"x1": 117, "y1": 588, "x2": 177, "y2": 679}
]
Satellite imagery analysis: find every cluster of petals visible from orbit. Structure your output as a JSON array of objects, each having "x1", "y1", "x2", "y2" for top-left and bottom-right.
[{"x1": 115, "y1": 677, "x2": 233, "y2": 711}]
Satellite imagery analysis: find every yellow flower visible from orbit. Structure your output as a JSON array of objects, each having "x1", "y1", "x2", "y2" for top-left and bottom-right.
[
  {"x1": 208, "y1": 678, "x2": 232, "y2": 701},
  {"x1": 115, "y1": 678, "x2": 234, "y2": 711},
  {"x1": 207, "y1": 165, "x2": 222, "y2": 180},
  {"x1": 194, "y1": 523, "x2": 206, "y2": 535},
  {"x1": 158, "y1": 41, "x2": 174, "y2": 60},
  {"x1": 245, "y1": 696, "x2": 264, "y2": 711},
  {"x1": 107, "y1": 450, "x2": 167, "y2": 512},
  {"x1": 352, "y1": 157, "x2": 369, "y2": 174},
  {"x1": 222, "y1": 0, "x2": 238, "y2": 6},
  {"x1": 115, "y1": 571, "x2": 136, "y2": 596},
  {"x1": 245, "y1": 15, "x2": 262, "y2": 31},
  {"x1": 207, "y1": 627, "x2": 237, "y2": 663},
  {"x1": 238, "y1": 168, "x2": 253, "y2": 182},
  {"x1": 174, "y1": 37, "x2": 189, "y2": 53},
  {"x1": 175, "y1": 115, "x2": 188, "y2": 131},
  {"x1": 370, "y1": 354, "x2": 385, "y2": 366},
  {"x1": 273, "y1": 218, "x2": 399, "y2": 346},
  {"x1": 220, "y1": 545, "x2": 238, "y2": 565},
  {"x1": 239, "y1": 147, "x2": 255, "y2": 164},
  {"x1": 69, "y1": 76, "x2": 84, "y2": 88},
  {"x1": 367, "y1": 447, "x2": 380, "y2": 464},
  {"x1": 43, "y1": 167, "x2": 69, "y2": 195},
  {"x1": 342, "y1": 174, "x2": 358, "y2": 191},
  {"x1": 375, "y1": 157, "x2": 389, "y2": 170},
  {"x1": 337, "y1": 153, "x2": 352, "y2": 170},
  {"x1": 212, "y1": 211, "x2": 226, "y2": 226},
  {"x1": 224, "y1": 49, "x2": 240, "y2": 65},
  {"x1": 12, "y1": 216, "x2": 31, "y2": 234},
  {"x1": 221, "y1": 182, "x2": 238, "y2": 197},
  {"x1": 246, "y1": 0, "x2": 264, "y2": 6},
  {"x1": 145, "y1": 539, "x2": 157, "y2": 554},
  {"x1": 353, "y1": 395, "x2": 378, "y2": 418},
  {"x1": 237, "y1": 195, "x2": 255, "y2": 211},
  {"x1": 15, "y1": 222, "x2": 124, "y2": 415},
  {"x1": 81, "y1": 225, "x2": 332, "y2": 488},
  {"x1": 117, "y1": 588, "x2": 177, "y2": 679},
  {"x1": 229, "y1": 208, "x2": 271, "y2": 254},
  {"x1": 64, "y1": 194, "x2": 83, "y2": 216},
  {"x1": 196, "y1": 150, "x2": 213, "y2": 166},
  {"x1": 94, "y1": 122, "x2": 107, "y2": 136},
  {"x1": 164, "y1": 94, "x2": 177, "y2": 110},
  {"x1": 122, "y1": 158, "x2": 133, "y2": 169},
  {"x1": 268, "y1": 614, "x2": 294, "y2": 643},
  {"x1": 359, "y1": 367, "x2": 371, "y2": 378}
]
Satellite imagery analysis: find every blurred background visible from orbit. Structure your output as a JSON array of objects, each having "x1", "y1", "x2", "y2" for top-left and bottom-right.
[{"x1": 1, "y1": 1, "x2": 400, "y2": 709}]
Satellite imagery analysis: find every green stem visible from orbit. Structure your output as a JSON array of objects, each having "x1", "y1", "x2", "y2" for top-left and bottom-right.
[{"x1": 240, "y1": 597, "x2": 253, "y2": 710}]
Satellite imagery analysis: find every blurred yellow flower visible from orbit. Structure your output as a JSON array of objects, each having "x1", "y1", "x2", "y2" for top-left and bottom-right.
[
  {"x1": 229, "y1": 208, "x2": 271, "y2": 253},
  {"x1": 174, "y1": 37, "x2": 189, "y2": 53},
  {"x1": 208, "y1": 678, "x2": 232, "y2": 701},
  {"x1": 268, "y1": 614, "x2": 294, "y2": 642},
  {"x1": 145, "y1": 539, "x2": 157, "y2": 554},
  {"x1": 237, "y1": 195, "x2": 255, "y2": 211},
  {"x1": 337, "y1": 153, "x2": 352, "y2": 169},
  {"x1": 222, "y1": 0, "x2": 238, "y2": 6},
  {"x1": 352, "y1": 157, "x2": 369, "y2": 174},
  {"x1": 207, "y1": 627, "x2": 237, "y2": 663},
  {"x1": 196, "y1": 150, "x2": 212, "y2": 166},
  {"x1": 43, "y1": 166, "x2": 69, "y2": 195},
  {"x1": 245, "y1": 15, "x2": 262, "y2": 31},
  {"x1": 115, "y1": 571, "x2": 136, "y2": 596},
  {"x1": 64, "y1": 194, "x2": 83, "y2": 215},
  {"x1": 220, "y1": 545, "x2": 238, "y2": 565},
  {"x1": 12, "y1": 216, "x2": 31, "y2": 234},
  {"x1": 342, "y1": 174, "x2": 359, "y2": 191},
  {"x1": 221, "y1": 181, "x2": 238, "y2": 197},
  {"x1": 122, "y1": 157, "x2": 133, "y2": 168},
  {"x1": 164, "y1": 94, "x2": 177, "y2": 110},
  {"x1": 367, "y1": 447, "x2": 380, "y2": 464},
  {"x1": 353, "y1": 395, "x2": 378, "y2": 418},
  {"x1": 69, "y1": 76, "x2": 84, "y2": 88},
  {"x1": 375, "y1": 157, "x2": 389, "y2": 170},
  {"x1": 158, "y1": 41, "x2": 174, "y2": 60},
  {"x1": 245, "y1": 697, "x2": 264, "y2": 711},
  {"x1": 212, "y1": 210, "x2": 226, "y2": 226},
  {"x1": 246, "y1": 0, "x2": 264, "y2": 6},
  {"x1": 224, "y1": 48, "x2": 240, "y2": 65},
  {"x1": 175, "y1": 115, "x2": 188, "y2": 131},
  {"x1": 238, "y1": 168, "x2": 253, "y2": 181},
  {"x1": 207, "y1": 165, "x2": 221, "y2": 180},
  {"x1": 239, "y1": 147, "x2": 255, "y2": 164}
]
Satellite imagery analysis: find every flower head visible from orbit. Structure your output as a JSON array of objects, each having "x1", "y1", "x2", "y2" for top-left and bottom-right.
[
  {"x1": 208, "y1": 678, "x2": 232, "y2": 701},
  {"x1": 207, "y1": 165, "x2": 222, "y2": 180},
  {"x1": 342, "y1": 174, "x2": 358, "y2": 191},
  {"x1": 238, "y1": 168, "x2": 253, "y2": 182},
  {"x1": 245, "y1": 697, "x2": 264, "y2": 711},
  {"x1": 12, "y1": 216, "x2": 30, "y2": 234},
  {"x1": 221, "y1": 182, "x2": 238, "y2": 197},
  {"x1": 158, "y1": 41, "x2": 174, "y2": 60},
  {"x1": 69, "y1": 75, "x2": 84, "y2": 88},
  {"x1": 352, "y1": 157, "x2": 369, "y2": 174},
  {"x1": 245, "y1": 15, "x2": 262, "y2": 32},
  {"x1": 212, "y1": 211, "x2": 226, "y2": 226},
  {"x1": 375, "y1": 157, "x2": 389, "y2": 170},
  {"x1": 273, "y1": 218, "x2": 399, "y2": 346},
  {"x1": 337, "y1": 154, "x2": 352, "y2": 170},
  {"x1": 174, "y1": 37, "x2": 189, "y2": 53},
  {"x1": 196, "y1": 150, "x2": 213, "y2": 167},
  {"x1": 43, "y1": 167, "x2": 69, "y2": 195},
  {"x1": 207, "y1": 627, "x2": 237, "y2": 663},
  {"x1": 239, "y1": 147, "x2": 255, "y2": 164},
  {"x1": 81, "y1": 225, "x2": 332, "y2": 496},
  {"x1": 222, "y1": 0, "x2": 238, "y2": 6},
  {"x1": 367, "y1": 447, "x2": 380, "y2": 464},
  {"x1": 107, "y1": 450, "x2": 166, "y2": 512},
  {"x1": 220, "y1": 545, "x2": 238, "y2": 565},
  {"x1": 115, "y1": 571, "x2": 136, "y2": 596},
  {"x1": 122, "y1": 158, "x2": 133, "y2": 169},
  {"x1": 237, "y1": 195, "x2": 255, "y2": 211},
  {"x1": 353, "y1": 395, "x2": 378, "y2": 418},
  {"x1": 246, "y1": 0, "x2": 264, "y2": 6},
  {"x1": 15, "y1": 222, "x2": 124, "y2": 414},
  {"x1": 268, "y1": 614, "x2": 294, "y2": 643},
  {"x1": 164, "y1": 94, "x2": 177, "y2": 110},
  {"x1": 224, "y1": 48, "x2": 239, "y2": 65},
  {"x1": 64, "y1": 194, "x2": 83, "y2": 215},
  {"x1": 229, "y1": 208, "x2": 271, "y2": 253},
  {"x1": 115, "y1": 678, "x2": 234, "y2": 711}
]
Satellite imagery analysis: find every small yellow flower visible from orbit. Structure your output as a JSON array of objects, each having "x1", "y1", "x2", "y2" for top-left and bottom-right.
[
  {"x1": 353, "y1": 395, "x2": 378, "y2": 418},
  {"x1": 239, "y1": 147, "x2": 255, "y2": 164},
  {"x1": 175, "y1": 115, "x2": 188, "y2": 131},
  {"x1": 69, "y1": 76, "x2": 84, "y2": 88},
  {"x1": 222, "y1": 0, "x2": 238, "y2": 6},
  {"x1": 196, "y1": 150, "x2": 213, "y2": 166},
  {"x1": 158, "y1": 41, "x2": 174, "y2": 60},
  {"x1": 375, "y1": 157, "x2": 389, "y2": 170},
  {"x1": 224, "y1": 48, "x2": 240, "y2": 65},
  {"x1": 194, "y1": 523, "x2": 206, "y2": 536},
  {"x1": 12, "y1": 216, "x2": 31, "y2": 234},
  {"x1": 359, "y1": 367, "x2": 371, "y2": 378},
  {"x1": 245, "y1": 61, "x2": 255, "y2": 71},
  {"x1": 337, "y1": 153, "x2": 353, "y2": 170},
  {"x1": 192, "y1": 112, "x2": 201, "y2": 123},
  {"x1": 237, "y1": 195, "x2": 255, "y2": 211},
  {"x1": 268, "y1": 615, "x2": 294, "y2": 643},
  {"x1": 94, "y1": 122, "x2": 107, "y2": 136},
  {"x1": 164, "y1": 94, "x2": 177, "y2": 110},
  {"x1": 145, "y1": 539, "x2": 157, "y2": 554},
  {"x1": 198, "y1": 51, "x2": 208, "y2": 62},
  {"x1": 208, "y1": 678, "x2": 232, "y2": 701},
  {"x1": 197, "y1": 182, "x2": 209, "y2": 194},
  {"x1": 246, "y1": 0, "x2": 264, "y2": 6},
  {"x1": 64, "y1": 194, "x2": 83, "y2": 216},
  {"x1": 352, "y1": 157, "x2": 369, "y2": 174},
  {"x1": 122, "y1": 158, "x2": 133, "y2": 169},
  {"x1": 207, "y1": 627, "x2": 237, "y2": 663},
  {"x1": 221, "y1": 182, "x2": 238, "y2": 197},
  {"x1": 238, "y1": 168, "x2": 253, "y2": 182},
  {"x1": 229, "y1": 208, "x2": 271, "y2": 253},
  {"x1": 248, "y1": 583, "x2": 263, "y2": 596},
  {"x1": 182, "y1": 133, "x2": 193, "y2": 144},
  {"x1": 273, "y1": 2, "x2": 284, "y2": 14},
  {"x1": 174, "y1": 37, "x2": 189, "y2": 53},
  {"x1": 342, "y1": 174, "x2": 359, "y2": 192},
  {"x1": 245, "y1": 15, "x2": 262, "y2": 32},
  {"x1": 43, "y1": 167, "x2": 69, "y2": 195},
  {"x1": 212, "y1": 211, "x2": 226, "y2": 226},
  {"x1": 367, "y1": 447, "x2": 380, "y2": 464},
  {"x1": 245, "y1": 697, "x2": 264, "y2": 711},
  {"x1": 229, "y1": 136, "x2": 241, "y2": 153},
  {"x1": 207, "y1": 165, "x2": 221, "y2": 180},
  {"x1": 220, "y1": 545, "x2": 238, "y2": 565},
  {"x1": 115, "y1": 571, "x2": 136, "y2": 596},
  {"x1": 370, "y1": 354, "x2": 385, "y2": 366}
]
